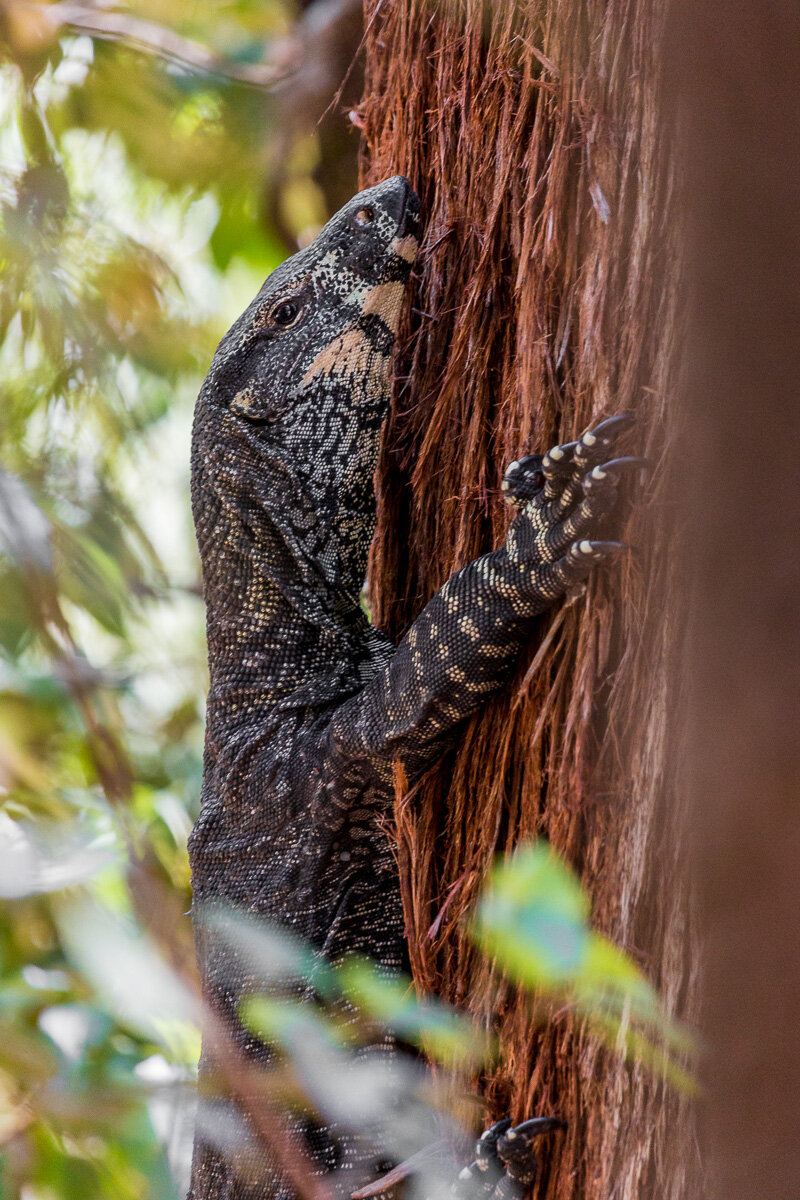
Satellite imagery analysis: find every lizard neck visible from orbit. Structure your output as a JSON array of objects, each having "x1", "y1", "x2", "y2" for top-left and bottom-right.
[
  {"x1": 194, "y1": 474, "x2": 373, "y2": 742},
  {"x1": 190, "y1": 379, "x2": 387, "y2": 748}
]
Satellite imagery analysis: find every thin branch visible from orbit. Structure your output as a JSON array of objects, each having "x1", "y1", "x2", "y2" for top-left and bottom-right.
[
  {"x1": 42, "y1": 2, "x2": 287, "y2": 89},
  {"x1": 203, "y1": 1011, "x2": 337, "y2": 1200}
]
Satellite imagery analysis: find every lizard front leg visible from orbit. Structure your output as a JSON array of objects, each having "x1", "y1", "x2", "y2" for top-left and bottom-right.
[{"x1": 327, "y1": 414, "x2": 644, "y2": 785}]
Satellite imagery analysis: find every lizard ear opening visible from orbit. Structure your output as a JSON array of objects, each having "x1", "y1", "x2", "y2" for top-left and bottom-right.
[{"x1": 230, "y1": 384, "x2": 283, "y2": 423}]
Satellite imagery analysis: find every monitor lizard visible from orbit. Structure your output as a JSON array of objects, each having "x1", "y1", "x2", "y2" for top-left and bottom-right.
[{"x1": 188, "y1": 175, "x2": 642, "y2": 1200}]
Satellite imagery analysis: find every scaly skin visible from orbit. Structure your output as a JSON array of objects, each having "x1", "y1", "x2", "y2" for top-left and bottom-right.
[{"x1": 188, "y1": 176, "x2": 641, "y2": 1200}]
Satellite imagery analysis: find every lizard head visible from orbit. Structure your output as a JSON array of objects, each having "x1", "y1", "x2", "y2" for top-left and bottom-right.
[
  {"x1": 193, "y1": 176, "x2": 419, "y2": 603},
  {"x1": 202, "y1": 174, "x2": 419, "y2": 421}
]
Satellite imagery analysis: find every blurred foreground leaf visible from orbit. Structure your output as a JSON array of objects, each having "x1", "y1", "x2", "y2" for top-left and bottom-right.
[
  {"x1": 58, "y1": 898, "x2": 200, "y2": 1066},
  {"x1": 471, "y1": 841, "x2": 697, "y2": 1091},
  {"x1": 0, "y1": 815, "x2": 118, "y2": 898},
  {"x1": 337, "y1": 959, "x2": 485, "y2": 1067}
]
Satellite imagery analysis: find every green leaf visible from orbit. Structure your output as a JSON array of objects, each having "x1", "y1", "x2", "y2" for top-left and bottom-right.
[
  {"x1": 57, "y1": 899, "x2": 199, "y2": 1064},
  {"x1": 576, "y1": 934, "x2": 657, "y2": 1010},
  {"x1": 470, "y1": 840, "x2": 697, "y2": 1090},
  {"x1": 203, "y1": 903, "x2": 337, "y2": 997},
  {"x1": 241, "y1": 994, "x2": 342, "y2": 1053},
  {"x1": 336, "y1": 959, "x2": 485, "y2": 1065},
  {"x1": 471, "y1": 842, "x2": 590, "y2": 984}
]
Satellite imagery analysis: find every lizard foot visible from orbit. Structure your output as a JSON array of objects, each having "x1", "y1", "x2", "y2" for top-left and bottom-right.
[
  {"x1": 502, "y1": 413, "x2": 648, "y2": 599},
  {"x1": 453, "y1": 1117, "x2": 566, "y2": 1200}
]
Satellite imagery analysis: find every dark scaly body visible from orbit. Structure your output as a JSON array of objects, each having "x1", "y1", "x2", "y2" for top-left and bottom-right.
[{"x1": 188, "y1": 177, "x2": 638, "y2": 1200}]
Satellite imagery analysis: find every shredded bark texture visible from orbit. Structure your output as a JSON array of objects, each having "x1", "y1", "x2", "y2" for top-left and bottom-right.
[{"x1": 358, "y1": 1, "x2": 698, "y2": 1197}]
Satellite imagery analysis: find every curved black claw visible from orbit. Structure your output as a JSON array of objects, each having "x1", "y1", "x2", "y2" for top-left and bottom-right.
[
  {"x1": 575, "y1": 538, "x2": 627, "y2": 559},
  {"x1": 476, "y1": 1119, "x2": 513, "y2": 1171},
  {"x1": 583, "y1": 412, "x2": 635, "y2": 442},
  {"x1": 573, "y1": 413, "x2": 636, "y2": 470},
  {"x1": 541, "y1": 440, "x2": 578, "y2": 479},
  {"x1": 582, "y1": 455, "x2": 650, "y2": 495},
  {"x1": 497, "y1": 1118, "x2": 566, "y2": 1185},
  {"x1": 553, "y1": 540, "x2": 628, "y2": 592},
  {"x1": 534, "y1": 412, "x2": 636, "y2": 503}
]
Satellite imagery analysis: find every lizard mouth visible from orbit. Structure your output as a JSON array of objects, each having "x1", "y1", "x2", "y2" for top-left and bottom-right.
[
  {"x1": 372, "y1": 174, "x2": 420, "y2": 241},
  {"x1": 396, "y1": 185, "x2": 421, "y2": 240}
]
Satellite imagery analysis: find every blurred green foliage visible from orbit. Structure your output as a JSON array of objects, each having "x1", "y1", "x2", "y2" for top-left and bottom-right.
[
  {"x1": 472, "y1": 843, "x2": 697, "y2": 1093},
  {"x1": 0, "y1": 4, "x2": 326, "y2": 1195}
]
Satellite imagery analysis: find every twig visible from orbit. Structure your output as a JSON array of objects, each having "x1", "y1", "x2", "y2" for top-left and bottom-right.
[
  {"x1": 42, "y1": 2, "x2": 286, "y2": 89},
  {"x1": 202, "y1": 1010, "x2": 336, "y2": 1200}
]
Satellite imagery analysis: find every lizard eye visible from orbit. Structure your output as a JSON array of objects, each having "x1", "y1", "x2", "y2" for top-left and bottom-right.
[
  {"x1": 270, "y1": 298, "x2": 305, "y2": 328},
  {"x1": 353, "y1": 206, "x2": 375, "y2": 227}
]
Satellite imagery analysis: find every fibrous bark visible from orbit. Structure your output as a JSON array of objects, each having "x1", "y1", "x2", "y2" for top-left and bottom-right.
[{"x1": 358, "y1": 2, "x2": 697, "y2": 1197}]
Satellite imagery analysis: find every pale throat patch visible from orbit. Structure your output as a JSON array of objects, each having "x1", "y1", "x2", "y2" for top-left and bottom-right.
[
  {"x1": 362, "y1": 281, "x2": 407, "y2": 333},
  {"x1": 391, "y1": 234, "x2": 418, "y2": 263},
  {"x1": 300, "y1": 236, "x2": 417, "y2": 388},
  {"x1": 301, "y1": 327, "x2": 389, "y2": 387}
]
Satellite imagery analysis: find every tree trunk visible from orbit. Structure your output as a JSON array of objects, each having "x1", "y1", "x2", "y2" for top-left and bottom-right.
[
  {"x1": 667, "y1": 2, "x2": 800, "y2": 1196},
  {"x1": 358, "y1": 2, "x2": 698, "y2": 1197}
]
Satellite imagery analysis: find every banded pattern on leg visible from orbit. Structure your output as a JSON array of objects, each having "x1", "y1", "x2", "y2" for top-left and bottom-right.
[{"x1": 328, "y1": 415, "x2": 644, "y2": 787}]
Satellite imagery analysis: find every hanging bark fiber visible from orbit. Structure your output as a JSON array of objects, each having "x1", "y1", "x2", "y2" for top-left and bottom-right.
[{"x1": 358, "y1": 2, "x2": 697, "y2": 1197}]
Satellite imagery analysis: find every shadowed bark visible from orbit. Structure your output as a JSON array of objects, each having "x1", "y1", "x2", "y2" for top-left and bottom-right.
[
  {"x1": 358, "y1": 2, "x2": 698, "y2": 1197},
  {"x1": 668, "y1": 1, "x2": 800, "y2": 1196}
]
